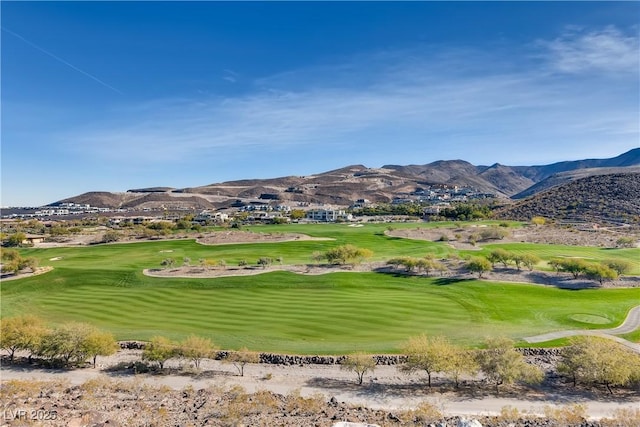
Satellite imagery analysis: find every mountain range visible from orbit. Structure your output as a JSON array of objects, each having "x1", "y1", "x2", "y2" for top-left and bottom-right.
[{"x1": 55, "y1": 148, "x2": 640, "y2": 210}]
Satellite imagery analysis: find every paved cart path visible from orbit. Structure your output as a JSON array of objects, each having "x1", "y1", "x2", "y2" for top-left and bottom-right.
[{"x1": 523, "y1": 305, "x2": 640, "y2": 353}]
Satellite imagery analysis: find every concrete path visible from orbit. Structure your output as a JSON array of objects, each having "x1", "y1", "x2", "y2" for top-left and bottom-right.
[{"x1": 523, "y1": 305, "x2": 640, "y2": 353}]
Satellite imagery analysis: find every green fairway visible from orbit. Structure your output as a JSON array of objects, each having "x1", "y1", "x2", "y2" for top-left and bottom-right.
[{"x1": 2, "y1": 222, "x2": 639, "y2": 353}]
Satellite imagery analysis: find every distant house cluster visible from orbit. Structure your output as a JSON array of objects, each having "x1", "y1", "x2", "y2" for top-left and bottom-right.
[
  {"x1": 406, "y1": 185, "x2": 495, "y2": 203},
  {"x1": 305, "y1": 209, "x2": 353, "y2": 222}
]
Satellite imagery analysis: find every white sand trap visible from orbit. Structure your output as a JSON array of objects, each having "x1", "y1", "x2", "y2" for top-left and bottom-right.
[
  {"x1": 159, "y1": 250, "x2": 174, "y2": 253},
  {"x1": 348, "y1": 224, "x2": 364, "y2": 227},
  {"x1": 49, "y1": 257, "x2": 63, "y2": 261}
]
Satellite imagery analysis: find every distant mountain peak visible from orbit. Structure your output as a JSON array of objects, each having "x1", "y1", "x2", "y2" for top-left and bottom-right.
[{"x1": 54, "y1": 149, "x2": 640, "y2": 209}]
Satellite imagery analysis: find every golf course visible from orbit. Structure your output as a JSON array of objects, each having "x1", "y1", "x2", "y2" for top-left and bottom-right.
[{"x1": 2, "y1": 222, "x2": 639, "y2": 354}]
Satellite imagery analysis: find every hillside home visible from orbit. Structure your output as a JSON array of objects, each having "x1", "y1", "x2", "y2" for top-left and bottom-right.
[{"x1": 306, "y1": 209, "x2": 352, "y2": 222}]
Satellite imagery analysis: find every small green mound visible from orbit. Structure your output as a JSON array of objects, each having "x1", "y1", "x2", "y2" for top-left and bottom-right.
[{"x1": 569, "y1": 313, "x2": 611, "y2": 325}]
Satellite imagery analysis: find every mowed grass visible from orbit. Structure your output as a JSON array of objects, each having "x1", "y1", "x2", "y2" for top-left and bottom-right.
[
  {"x1": 2, "y1": 222, "x2": 639, "y2": 353},
  {"x1": 2, "y1": 268, "x2": 639, "y2": 353}
]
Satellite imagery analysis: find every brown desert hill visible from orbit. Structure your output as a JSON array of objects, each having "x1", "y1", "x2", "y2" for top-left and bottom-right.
[
  {"x1": 52, "y1": 191, "x2": 143, "y2": 209},
  {"x1": 119, "y1": 192, "x2": 215, "y2": 210},
  {"x1": 383, "y1": 159, "x2": 500, "y2": 192},
  {"x1": 53, "y1": 190, "x2": 215, "y2": 210},
  {"x1": 495, "y1": 172, "x2": 640, "y2": 224},
  {"x1": 53, "y1": 149, "x2": 640, "y2": 210},
  {"x1": 512, "y1": 165, "x2": 640, "y2": 199},
  {"x1": 477, "y1": 163, "x2": 536, "y2": 196},
  {"x1": 511, "y1": 147, "x2": 640, "y2": 182}
]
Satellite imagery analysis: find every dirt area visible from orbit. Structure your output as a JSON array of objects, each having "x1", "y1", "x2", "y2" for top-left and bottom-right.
[
  {"x1": 145, "y1": 261, "x2": 388, "y2": 279},
  {"x1": 1, "y1": 350, "x2": 638, "y2": 426},
  {"x1": 196, "y1": 230, "x2": 333, "y2": 245},
  {"x1": 386, "y1": 224, "x2": 639, "y2": 249},
  {"x1": 145, "y1": 261, "x2": 640, "y2": 289},
  {"x1": 0, "y1": 266, "x2": 53, "y2": 282},
  {"x1": 29, "y1": 230, "x2": 332, "y2": 248}
]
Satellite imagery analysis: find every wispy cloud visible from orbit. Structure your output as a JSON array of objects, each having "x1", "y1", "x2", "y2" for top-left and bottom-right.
[
  {"x1": 539, "y1": 26, "x2": 639, "y2": 74},
  {"x1": 222, "y1": 69, "x2": 239, "y2": 83},
  {"x1": 62, "y1": 26, "x2": 638, "y2": 167}
]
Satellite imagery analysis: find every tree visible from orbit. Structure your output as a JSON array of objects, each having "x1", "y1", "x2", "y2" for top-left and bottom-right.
[
  {"x1": 487, "y1": 249, "x2": 512, "y2": 268},
  {"x1": 0, "y1": 315, "x2": 47, "y2": 361},
  {"x1": 225, "y1": 347, "x2": 260, "y2": 376},
  {"x1": 179, "y1": 335, "x2": 215, "y2": 369},
  {"x1": 400, "y1": 335, "x2": 452, "y2": 388},
  {"x1": 520, "y1": 254, "x2": 540, "y2": 271},
  {"x1": 603, "y1": 259, "x2": 632, "y2": 276},
  {"x1": 444, "y1": 347, "x2": 478, "y2": 388},
  {"x1": 142, "y1": 336, "x2": 177, "y2": 370},
  {"x1": 83, "y1": 330, "x2": 119, "y2": 368},
  {"x1": 555, "y1": 258, "x2": 589, "y2": 279},
  {"x1": 558, "y1": 336, "x2": 640, "y2": 393},
  {"x1": 4, "y1": 232, "x2": 26, "y2": 247},
  {"x1": 341, "y1": 352, "x2": 376, "y2": 385},
  {"x1": 476, "y1": 337, "x2": 543, "y2": 393},
  {"x1": 38, "y1": 322, "x2": 95, "y2": 366},
  {"x1": 417, "y1": 258, "x2": 446, "y2": 276},
  {"x1": 324, "y1": 245, "x2": 373, "y2": 265},
  {"x1": 584, "y1": 264, "x2": 618, "y2": 285},
  {"x1": 289, "y1": 209, "x2": 306, "y2": 220},
  {"x1": 0, "y1": 249, "x2": 38, "y2": 275},
  {"x1": 466, "y1": 257, "x2": 492, "y2": 278}
]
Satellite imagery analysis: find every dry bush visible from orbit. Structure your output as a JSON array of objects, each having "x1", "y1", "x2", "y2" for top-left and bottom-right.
[
  {"x1": 400, "y1": 401, "x2": 444, "y2": 424},
  {"x1": 285, "y1": 389, "x2": 326, "y2": 416},
  {"x1": 250, "y1": 389, "x2": 281, "y2": 413},
  {"x1": 543, "y1": 403, "x2": 587, "y2": 426},
  {"x1": 0, "y1": 379, "x2": 66, "y2": 399},
  {"x1": 81, "y1": 376, "x2": 115, "y2": 396},
  {"x1": 496, "y1": 405, "x2": 533, "y2": 423},
  {"x1": 601, "y1": 408, "x2": 640, "y2": 427},
  {"x1": 220, "y1": 385, "x2": 252, "y2": 424}
]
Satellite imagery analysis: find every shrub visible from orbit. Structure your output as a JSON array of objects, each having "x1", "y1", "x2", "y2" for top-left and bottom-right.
[
  {"x1": 616, "y1": 237, "x2": 635, "y2": 248},
  {"x1": 401, "y1": 402, "x2": 444, "y2": 424},
  {"x1": 543, "y1": 404, "x2": 587, "y2": 426},
  {"x1": 324, "y1": 244, "x2": 373, "y2": 265}
]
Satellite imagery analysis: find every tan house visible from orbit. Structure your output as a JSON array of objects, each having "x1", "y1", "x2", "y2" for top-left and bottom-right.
[{"x1": 22, "y1": 234, "x2": 46, "y2": 245}]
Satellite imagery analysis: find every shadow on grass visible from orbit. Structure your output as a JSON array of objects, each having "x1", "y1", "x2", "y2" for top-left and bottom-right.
[{"x1": 432, "y1": 277, "x2": 470, "y2": 286}]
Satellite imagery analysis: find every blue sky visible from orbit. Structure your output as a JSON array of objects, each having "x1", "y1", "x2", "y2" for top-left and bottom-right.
[{"x1": 2, "y1": 2, "x2": 639, "y2": 207}]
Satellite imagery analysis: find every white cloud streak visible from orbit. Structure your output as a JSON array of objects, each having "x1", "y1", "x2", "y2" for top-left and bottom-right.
[
  {"x1": 63, "y1": 26, "x2": 639, "y2": 167},
  {"x1": 540, "y1": 26, "x2": 639, "y2": 74},
  {"x1": 1, "y1": 27, "x2": 124, "y2": 95}
]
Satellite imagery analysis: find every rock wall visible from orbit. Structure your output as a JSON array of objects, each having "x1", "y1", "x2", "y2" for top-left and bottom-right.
[{"x1": 119, "y1": 342, "x2": 559, "y2": 367}]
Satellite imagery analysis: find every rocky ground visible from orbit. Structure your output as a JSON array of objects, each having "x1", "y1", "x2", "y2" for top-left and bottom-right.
[
  {"x1": 386, "y1": 224, "x2": 639, "y2": 249},
  {"x1": 2, "y1": 348, "x2": 639, "y2": 427}
]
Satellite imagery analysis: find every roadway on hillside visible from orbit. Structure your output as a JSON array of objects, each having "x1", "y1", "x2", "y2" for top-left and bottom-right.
[{"x1": 523, "y1": 305, "x2": 640, "y2": 353}]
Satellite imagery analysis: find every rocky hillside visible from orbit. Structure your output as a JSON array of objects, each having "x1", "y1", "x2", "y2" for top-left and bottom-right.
[
  {"x1": 52, "y1": 149, "x2": 640, "y2": 210},
  {"x1": 495, "y1": 172, "x2": 640, "y2": 224},
  {"x1": 512, "y1": 166, "x2": 640, "y2": 199}
]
